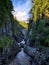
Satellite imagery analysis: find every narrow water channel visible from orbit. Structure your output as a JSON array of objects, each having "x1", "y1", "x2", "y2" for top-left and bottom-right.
[{"x1": 9, "y1": 48, "x2": 31, "y2": 65}]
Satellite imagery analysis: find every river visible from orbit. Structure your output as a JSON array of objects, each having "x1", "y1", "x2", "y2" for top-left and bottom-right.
[
  {"x1": 9, "y1": 48, "x2": 31, "y2": 65},
  {"x1": 9, "y1": 29, "x2": 31, "y2": 65}
]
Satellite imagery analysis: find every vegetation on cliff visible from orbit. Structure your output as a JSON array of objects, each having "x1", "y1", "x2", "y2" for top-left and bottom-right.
[
  {"x1": 27, "y1": 0, "x2": 49, "y2": 47},
  {"x1": 0, "y1": 0, "x2": 24, "y2": 49},
  {"x1": 31, "y1": 0, "x2": 49, "y2": 22},
  {"x1": 19, "y1": 21, "x2": 28, "y2": 29},
  {"x1": 0, "y1": 0, "x2": 13, "y2": 48},
  {"x1": 0, "y1": 0, "x2": 13, "y2": 27},
  {"x1": 0, "y1": 0, "x2": 49, "y2": 49}
]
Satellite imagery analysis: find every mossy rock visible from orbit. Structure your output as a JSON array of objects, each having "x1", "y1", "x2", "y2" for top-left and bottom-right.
[{"x1": 0, "y1": 36, "x2": 14, "y2": 49}]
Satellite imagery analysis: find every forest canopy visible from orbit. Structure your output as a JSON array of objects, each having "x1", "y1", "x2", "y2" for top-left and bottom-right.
[{"x1": 31, "y1": 0, "x2": 49, "y2": 22}]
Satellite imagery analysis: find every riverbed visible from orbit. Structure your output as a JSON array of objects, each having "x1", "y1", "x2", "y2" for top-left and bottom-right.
[{"x1": 9, "y1": 48, "x2": 31, "y2": 65}]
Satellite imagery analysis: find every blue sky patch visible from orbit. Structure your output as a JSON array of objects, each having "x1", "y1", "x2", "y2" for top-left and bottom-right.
[{"x1": 12, "y1": 0, "x2": 32, "y2": 22}]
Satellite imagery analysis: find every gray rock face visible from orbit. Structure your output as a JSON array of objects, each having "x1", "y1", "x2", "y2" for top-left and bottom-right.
[
  {"x1": 22, "y1": 29, "x2": 27, "y2": 39},
  {"x1": 24, "y1": 45, "x2": 37, "y2": 57},
  {"x1": 24, "y1": 45, "x2": 49, "y2": 65},
  {"x1": 0, "y1": 17, "x2": 17, "y2": 64},
  {"x1": 0, "y1": 49, "x2": 6, "y2": 65},
  {"x1": 0, "y1": 42, "x2": 21, "y2": 65},
  {"x1": 0, "y1": 16, "x2": 12, "y2": 37},
  {"x1": 0, "y1": 15, "x2": 24, "y2": 65}
]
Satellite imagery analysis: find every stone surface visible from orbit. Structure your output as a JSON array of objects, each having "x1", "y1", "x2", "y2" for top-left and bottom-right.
[
  {"x1": 4, "y1": 42, "x2": 21, "y2": 65},
  {"x1": 0, "y1": 42, "x2": 21, "y2": 65},
  {"x1": 0, "y1": 15, "x2": 24, "y2": 65},
  {"x1": 24, "y1": 45, "x2": 49, "y2": 65}
]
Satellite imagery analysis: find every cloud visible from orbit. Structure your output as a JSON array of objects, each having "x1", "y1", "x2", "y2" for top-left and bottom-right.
[
  {"x1": 16, "y1": 12, "x2": 27, "y2": 21},
  {"x1": 12, "y1": 0, "x2": 32, "y2": 22}
]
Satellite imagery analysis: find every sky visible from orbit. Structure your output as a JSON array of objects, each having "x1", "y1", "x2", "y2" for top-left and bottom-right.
[{"x1": 11, "y1": 0, "x2": 32, "y2": 23}]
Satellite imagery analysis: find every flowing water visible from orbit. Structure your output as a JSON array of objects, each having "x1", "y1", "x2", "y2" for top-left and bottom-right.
[
  {"x1": 9, "y1": 39, "x2": 31, "y2": 65},
  {"x1": 9, "y1": 48, "x2": 31, "y2": 65},
  {"x1": 9, "y1": 29, "x2": 31, "y2": 65}
]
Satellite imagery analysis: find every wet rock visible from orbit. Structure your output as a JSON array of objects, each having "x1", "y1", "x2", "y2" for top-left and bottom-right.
[
  {"x1": 0, "y1": 42, "x2": 21, "y2": 65},
  {"x1": 0, "y1": 49, "x2": 7, "y2": 65},
  {"x1": 20, "y1": 40, "x2": 25, "y2": 48},
  {"x1": 12, "y1": 34, "x2": 24, "y2": 43},
  {"x1": 4, "y1": 42, "x2": 21, "y2": 65},
  {"x1": 32, "y1": 62, "x2": 36, "y2": 65},
  {"x1": 0, "y1": 13, "x2": 24, "y2": 65},
  {"x1": 24, "y1": 45, "x2": 49, "y2": 65},
  {"x1": 24, "y1": 45, "x2": 37, "y2": 57}
]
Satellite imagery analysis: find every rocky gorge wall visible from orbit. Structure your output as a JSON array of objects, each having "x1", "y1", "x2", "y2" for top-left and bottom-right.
[{"x1": 0, "y1": 14, "x2": 24, "y2": 65}]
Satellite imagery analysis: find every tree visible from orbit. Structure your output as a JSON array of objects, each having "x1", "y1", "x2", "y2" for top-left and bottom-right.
[
  {"x1": 27, "y1": 0, "x2": 49, "y2": 47},
  {"x1": 31, "y1": 0, "x2": 49, "y2": 22},
  {"x1": 0, "y1": 0, "x2": 13, "y2": 27}
]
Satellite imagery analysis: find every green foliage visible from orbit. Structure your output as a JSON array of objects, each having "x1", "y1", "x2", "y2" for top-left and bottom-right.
[
  {"x1": 0, "y1": 36, "x2": 13, "y2": 49},
  {"x1": 0, "y1": 0, "x2": 14, "y2": 49},
  {"x1": 0, "y1": 0, "x2": 13, "y2": 27},
  {"x1": 45, "y1": 35, "x2": 49, "y2": 46},
  {"x1": 19, "y1": 21, "x2": 28, "y2": 29},
  {"x1": 28, "y1": 18, "x2": 49, "y2": 47},
  {"x1": 31, "y1": 0, "x2": 49, "y2": 22},
  {"x1": 0, "y1": 37, "x2": 4, "y2": 48},
  {"x1": 12, "y1": 18, "x2": 25, "y2": 36},
  {"x1": 28, "y1": 0, "x2": 49, "y2": 47},
  {"x1": 12, "y1": 19, "x2": 21, "y2": 35}
]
